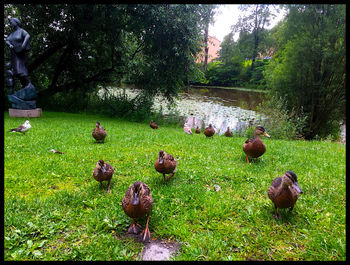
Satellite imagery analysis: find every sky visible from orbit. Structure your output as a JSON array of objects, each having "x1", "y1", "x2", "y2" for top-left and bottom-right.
[{"x1": 208, "y1": 4, "x2": 287, "y2": 42}]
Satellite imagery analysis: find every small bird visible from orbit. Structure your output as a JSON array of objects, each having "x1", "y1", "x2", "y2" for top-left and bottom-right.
[
  {"x1": 93, "y1": 160, "x2": 114, "y2": 192},
  {"x1": 183, "y1": 125, "x2": 193, "y2": 135},
  {"x1": 204, "y1": 124, "x2": 215, "y2": 137},
  {"x1": 268, "y1": 171, "x2": 303, "y2": 219},
  {"x1": 92, "y1": 121, "x2": 107, "y2": 142},
  {"x1": 195, "y1": 126, "x2": 201, "y2": 134},
  {"x1": 243, "y1": 126, "x2": 270, "y2": 164},
  {"x1": 154, "y1": 150, "x2": 178, "y2": 181},
  {"x1": 49, "y1": 149, "x2": 64, "y2": 154},
  {"x1": 10, "y1": 120, "x2": 31, "y2": 134},
  {"x1": 122, "y1": 181, "x2": 153, "y2": 242},
  {"x1": 150, "y1": 120, "x2": 158, "y2": 129},
  {"x1": 224, "y1": 127, "x2": 233, "y2": 137}
]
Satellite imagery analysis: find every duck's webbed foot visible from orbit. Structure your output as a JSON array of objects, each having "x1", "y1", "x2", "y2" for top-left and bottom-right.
[
  {"x1": 139, "y1": 215, "x2": 151, "y2": 242},
  {"x1": 128, "y1": 219, "x2": 143, "y2": 234},
  {"x1": 273, "y1": 206, "x2": 280, "y2": 219},
  {"x1": 166, "y1": 172, "x2": 175, "y2": 181},
  {"x1": 107, "y1": 180, "x2": 111, "y2": 193}
]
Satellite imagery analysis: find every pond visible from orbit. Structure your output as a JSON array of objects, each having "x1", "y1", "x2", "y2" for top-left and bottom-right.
[
  {"x1": 98, "y1": 84, "x2": 345, "y2": 143},
  {"x1": 98, "y1": 84, "x2": 267, "y2": 135}
]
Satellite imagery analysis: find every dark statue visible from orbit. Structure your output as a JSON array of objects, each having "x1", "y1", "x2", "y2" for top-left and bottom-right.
[{"x1": 6, "y1": 17, "x2": 37, "y2": 110}]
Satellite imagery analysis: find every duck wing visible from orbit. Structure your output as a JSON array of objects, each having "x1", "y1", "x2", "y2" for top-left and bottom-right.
[{"x1": 268, "y1": 177, "x2": 282, "y2": 201}]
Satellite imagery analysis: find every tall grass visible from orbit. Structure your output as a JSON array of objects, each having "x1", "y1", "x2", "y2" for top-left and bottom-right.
[{"x1": 4, "y1": 111, "x2": 345, "y2": 261}]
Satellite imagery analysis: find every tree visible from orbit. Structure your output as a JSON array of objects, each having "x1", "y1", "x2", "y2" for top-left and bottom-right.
[
  {"x1": 264, "y1": 4, "x2": 345, "y2": 139},
  {"x1": 197, "y1": 4, "x2": 218, "y2": 70},
  {"x1": 232, "y1": 4, "x2": 278, "y2": 70},
  {"x1": 4, "y1": 4, "x2": 205, "y2": 107}
]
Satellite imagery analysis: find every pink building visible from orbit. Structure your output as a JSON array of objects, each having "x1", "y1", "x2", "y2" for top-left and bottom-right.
[{"x1": 197, "y1": 35, "x2": 221, "y2": 63}]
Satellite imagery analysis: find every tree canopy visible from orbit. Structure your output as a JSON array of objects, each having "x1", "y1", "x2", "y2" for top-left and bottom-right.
[
  {"x1": 4, "y1": 4, "x2": 208, "y2": 106},
  {"x1": 264, "y1": 4, "x2": 345, "y2": 139}
]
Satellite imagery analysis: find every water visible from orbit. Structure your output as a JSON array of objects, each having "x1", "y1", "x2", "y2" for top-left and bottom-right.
[{"x1": 98, "y1": 85, "x2": 266, "y2": 135}]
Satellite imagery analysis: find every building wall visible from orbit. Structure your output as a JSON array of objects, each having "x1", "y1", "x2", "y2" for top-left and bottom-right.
[{"x1": 197, "y1": 35, "x2": 221, "y2": 63}]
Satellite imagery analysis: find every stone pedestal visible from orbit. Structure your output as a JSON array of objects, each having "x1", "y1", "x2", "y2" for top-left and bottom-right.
[{"x1": 9, "y1": 108, "x2": 42, "y2": 118}]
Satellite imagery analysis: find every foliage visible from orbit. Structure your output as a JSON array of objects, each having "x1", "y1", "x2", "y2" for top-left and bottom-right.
[
  {"x1": 264, "y1": 4, "x2": 346, "y2": 139},
  {"x1": 4, "y1": 4, "x2": 207, "y2": 108},
  {"x1": 205, "y1": 60, "x2": 241, "y2": 87},
  {"x1": 4, "y1": 111, "x2": 346, "y2": 261},
  {"x1": 257, "y1": 94, "x2": 308, "y2": 140},
  {"x1": 232, "y1": 4, "x2": 279, "y2": 70}
]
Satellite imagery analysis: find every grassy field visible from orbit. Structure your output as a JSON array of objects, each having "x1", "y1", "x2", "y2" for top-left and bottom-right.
[{"x1": 4, "y1": 111, "x2": 346, "y2": 261}]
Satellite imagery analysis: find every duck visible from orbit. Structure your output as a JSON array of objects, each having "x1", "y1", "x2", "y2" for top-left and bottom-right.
[
  {"x1": 224, "y1": 127, "x2": 233, "y2": 137},
  {"x1": 183, "y1": 125, "x2": 193, "y2": 135},
  {"x1": 122, "y1": 181, "x2": 153, "y2": 242},
  {"x1": 204, "y1": 124, "x2": 215, "y2": 137},
  {"x1": 243, "y1": 125, "x2": 270, "y2": 163},
  {"x1": 150, "y1": 120, "x2": 158, "y2": 129},
  {"x1": 195, "y1": 126, "x2": 201, "y2": 134},
  {"x1": 92, "y1": 121, "x2": 107, "y2": 142},
  {"x1": 154, "y1": 150, "x2": 178, "y2": 181},
  {"x1": 10, "y1": 120, "x2": 31, "y2": 134},
  {"x1": 93, "y1": 160, "x2": 114, "y2": 192},
  {"x1": 268, "y1": 171, "x2": 303, "y2": 219}
]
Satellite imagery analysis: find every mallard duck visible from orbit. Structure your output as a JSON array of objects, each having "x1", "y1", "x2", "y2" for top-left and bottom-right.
[
  {"x1": 268, "y1": 171, "x2": 303, "y2": 219},
  {"x1": 184, "y1": 125, "x2": 193, "y2": 135},
  {"x1": 224, "y1": 127, "x2": 233, "y2": 137},
  {"x1": 122, "y1": 181, "x2": 153, "y2": 242},
  {"x1": 93, "y1": 160, "x2": 114, "y2": 192},
  {"x1": 92, "y1": 121, "x2": 107, "y2": 142},
  {"x1": 154, "y1": 150, "x2": 178, "y2": 181},
  {"x1": 243, "y1": 125, "x2": 270, "y2": 163},
  {"x1": 195, "y1": 126, "x2": 201, "y2": 134},
  {"x1": 10, "y1": 120, "x2": 31, "y2": 134},
  {"x1": 204, "y1": 124, "x2": 215, "y2": 137},
  {"x1": 150, "y1": 120, "x2": 158, "y2": 129}
]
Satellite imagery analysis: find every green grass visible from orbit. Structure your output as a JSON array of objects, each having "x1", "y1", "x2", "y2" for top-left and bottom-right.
[{"x1": 4, "y1": 111, "x2": 345, "y2": 261}]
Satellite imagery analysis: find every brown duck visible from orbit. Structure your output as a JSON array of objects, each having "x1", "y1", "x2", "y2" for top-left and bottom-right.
[
  {"x1": 243, "y1": 126, "x2": 270, "y2": 163},
  {"x1": 204, "y1": 124, "x2": 215, "y2": 137},
  {"x1": 224, "y1": 127, "x2": 233, "y2": 137},
  {"x1": 93, "y1": 160, "x2": 114, "y2": 192},
  {"x1": 195, "y1": 126, "x2": 201, "y2": 134},
  {"x1": 150, "y1": 120, "x2": 158, "y2": 129},
  {"x1": 268, "y1": 171, "x2": 303, "y2": 219},
  {"x1": 92, "y1": 121, "x2": 107, "y2": 142},
  {"x1": 154, "y1": 150, "x2": 178, "y2": 181},
  {"x1": 122, "y1": 181, "x2": 153, "y2": 242}
]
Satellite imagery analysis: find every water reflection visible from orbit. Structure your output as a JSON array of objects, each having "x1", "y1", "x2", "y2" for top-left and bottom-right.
[{"x1": 187, "y1": 86, "x2": 265, "y2": 111}]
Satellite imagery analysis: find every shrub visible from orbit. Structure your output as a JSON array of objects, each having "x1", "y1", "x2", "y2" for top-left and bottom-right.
[{"x1": 257, "y1": 94, "x2": 308, "y2": 140}]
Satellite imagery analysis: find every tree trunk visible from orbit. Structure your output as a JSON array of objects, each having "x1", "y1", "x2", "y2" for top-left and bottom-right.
[{"x1": 203, "y1": 23, "x2": 209, "y2": 70}]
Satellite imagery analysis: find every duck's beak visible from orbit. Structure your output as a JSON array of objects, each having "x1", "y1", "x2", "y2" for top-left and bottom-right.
[
  {"x1": 159, "y1": 156, "x2": 164, "y2": 164},
  {"x1": 263, "y1": 132, "x2": 271, "y2": 138},
  {"x1": 101, "y1": 165, "x2": 106, "y2": 173},
  {"x1": 132, "y1": 191, "x2": 139, "y2": 206},
  {"x1": 294, "y1": 182, "x2": 303, "y2": 194}
]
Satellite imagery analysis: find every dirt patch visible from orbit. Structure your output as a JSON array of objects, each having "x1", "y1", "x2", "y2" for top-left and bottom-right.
[
  {"x1": 123, "y1": 231, "x2": 181, "y2": 261},
  {"x1": 141, "y1": 239, "x2": 181, "y2": 261}
]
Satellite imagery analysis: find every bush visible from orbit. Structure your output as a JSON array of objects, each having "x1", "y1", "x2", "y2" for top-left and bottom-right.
[
  {"x1": 88, "y1": 89, "x2": 154, "y2": 122},
  {"x1": 257, "y1": 94, "x2": 308, "y2": 140}
]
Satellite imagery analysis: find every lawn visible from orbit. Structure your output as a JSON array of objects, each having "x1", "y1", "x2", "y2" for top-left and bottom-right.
[{"x1": 4, "y1": 111, "x2": 346, "y2": 261}]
